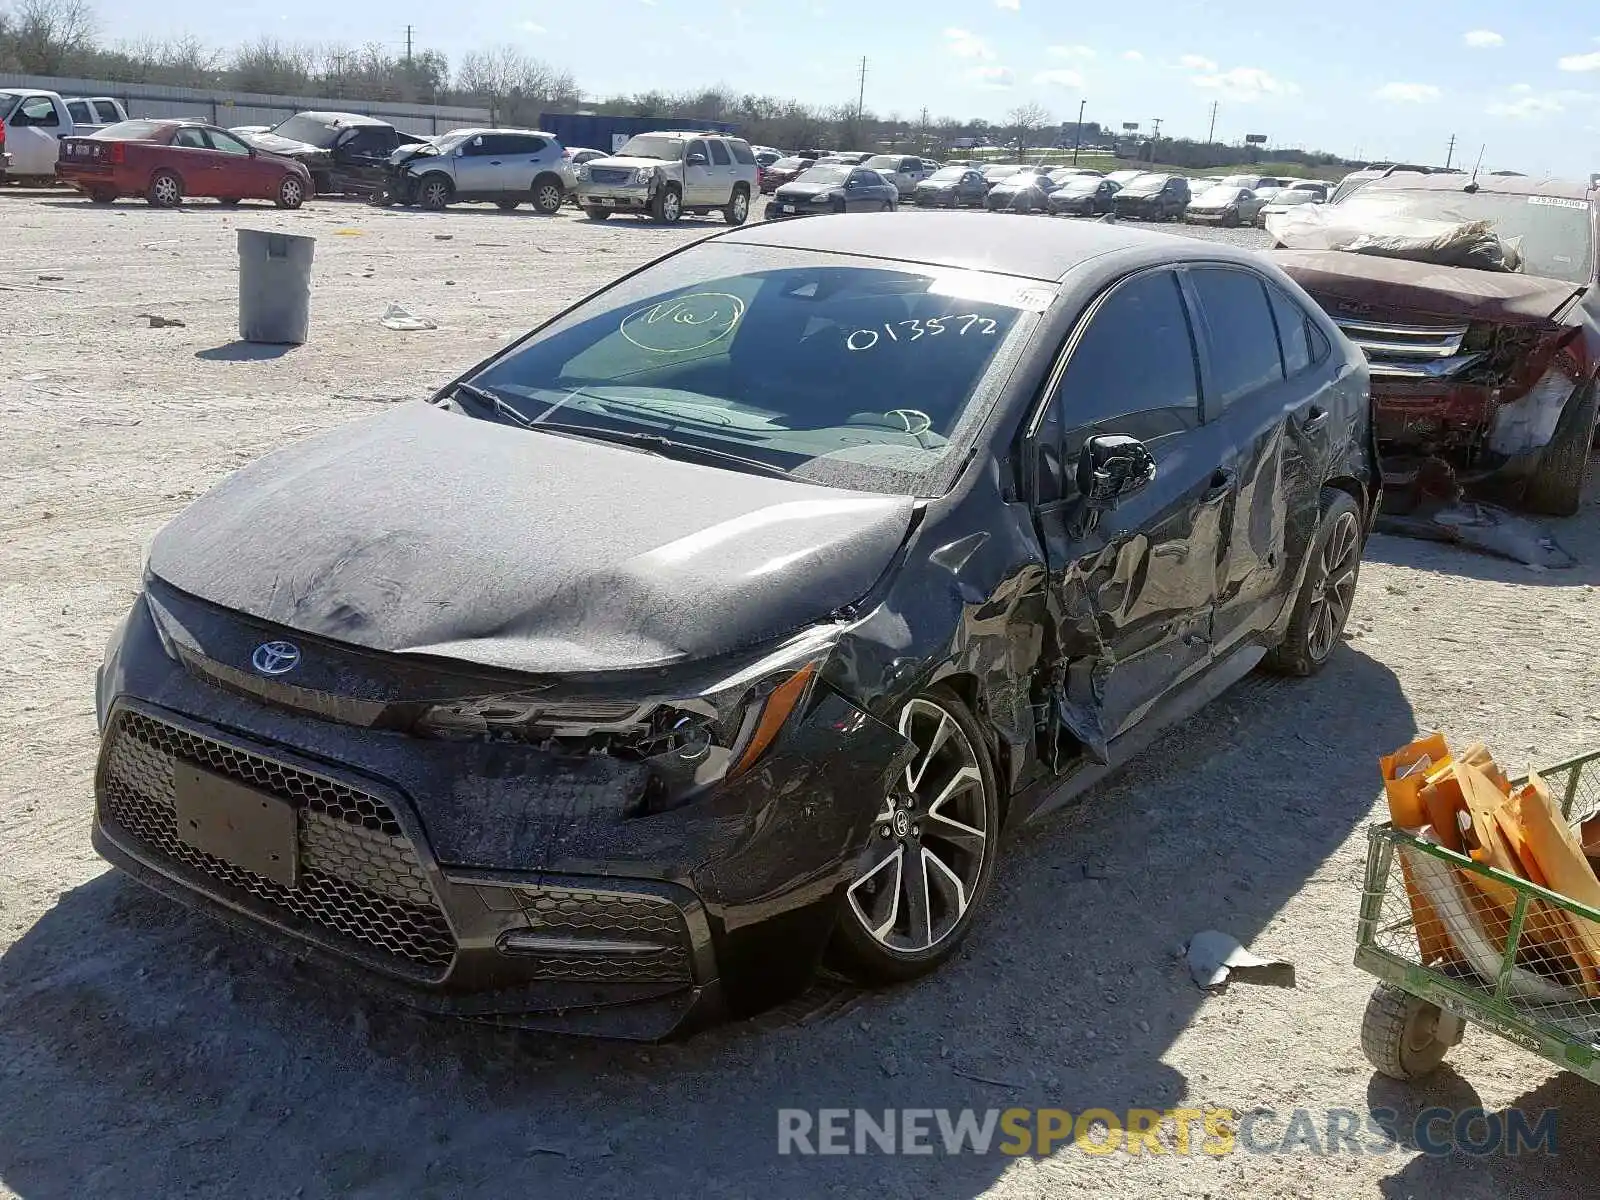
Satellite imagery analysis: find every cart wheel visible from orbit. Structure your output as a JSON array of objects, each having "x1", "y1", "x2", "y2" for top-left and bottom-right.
[{"x1": 1361, "y1": 983, "x2": 1464, "y2": 1081}]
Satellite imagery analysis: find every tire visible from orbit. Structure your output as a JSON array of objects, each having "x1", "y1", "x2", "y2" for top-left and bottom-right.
[
  {"x1": 1265, "y1": 487, "x2": 1364, "y2": 677},
  {"x1": 146, "y1": 169, "x2": 182, "y2": 208},
  {"x1": 830, "y1": 686, "x2": 1001, "y2": 984},
  {"x1": 723, "y1": 184, "x2": 750, "y2": 225},
  {"x1": 650, "y1": 185, "x2": 682, "y2": 223},
  {"x1": 531, "y1": 175, "x2": 564, "y2": 215},
  {"x1": 86, "y1": 187, "x2": 116, "y2": 204},
  {"x1": 583, "y1": 206, "x2": 612, "y2": 221},
  {"x1": 218, "y1": 197, "x2": 241, "y2": 208},
  {"x1": 830, "y1": 196, "x2": 846, "y2": 215},
  {"x1": 1360, "y1": 983, "x2": 1463, "y2": 1081},
  {"x1": 274, "y1": 175, "x2": 305, "y2": 210},
  {"x1": 879, "y1": 200, "x2": 893, "y2": 212},
  {"x1": 1523, "y1": 381, "x2": 1598, "y2": 516},
  {"x1": 496, "y1": 198, "x2": 521, "y2": 212},
  {"x1": 1223, "y1": 210, "x2": 1239, "y2": 228},
  {"x1": 417, "y1": 175, "x2": 452, "y2": 211}
]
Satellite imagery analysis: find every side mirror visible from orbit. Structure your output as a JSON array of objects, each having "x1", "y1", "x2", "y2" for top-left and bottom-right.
[
  {"x1": 1076, "y1": 434, "x2": 1156, "y2": 507},
  {"x1": 686, "y1": 152, "x2": 708, "y2": 166}
]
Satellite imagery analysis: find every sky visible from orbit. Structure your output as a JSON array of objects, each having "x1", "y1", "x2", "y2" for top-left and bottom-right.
[{"x1": 91, "y1": 0, "x2": 1600, "y2": 176}]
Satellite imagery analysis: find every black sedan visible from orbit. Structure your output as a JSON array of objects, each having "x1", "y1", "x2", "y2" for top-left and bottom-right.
[
  {"x1": 912, "y1": 166, "x2": 988, "y2": 207},
  {"x1": 93, "y1": 213, "x2": 1379, "y2": 1039},
  {"x1": 983, "y1": 167, "x2": 1056, "y2": 213},
  {"x1": 1048, "y1": 176, "x2": 1121, "y2": 216},
  {"x1": 765, "y1": 164, "x2": 897, "y2": 218},
  {"x1": 1111, "y1": 172, "x2": 1191, "y2": 221}
]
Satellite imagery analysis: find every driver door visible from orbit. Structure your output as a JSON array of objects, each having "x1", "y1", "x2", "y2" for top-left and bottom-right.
[
  {"x1": 1030, "y1": 268, "x2": 1234, "y2": 757},
  {"x1": 683, "y1": 138, "x2": 714, "y2": 204}
]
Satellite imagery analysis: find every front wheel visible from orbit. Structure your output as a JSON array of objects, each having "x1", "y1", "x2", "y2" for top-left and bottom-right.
[
  {"x1": 723, "y1": 185, "x2": 750, "y2": 225},
  {"x1": 830, "y1": 688, "x2": 1000, "y2": 984},
  {"x1": 1523, "y1": 381, "x2": 1598, "y2": 516},
  {"x1": 417, "y1": 176, "x2": 452, "y2": 211},
  {"x1": 275, "y1": 175, "x2": 305, "y2": 210},
  {"x1": 651, "y1": 185, "x2": 682, "y2": 223},
  {"x1": 1265, "y1": 487, "x2": 1363, "y2": 676}
]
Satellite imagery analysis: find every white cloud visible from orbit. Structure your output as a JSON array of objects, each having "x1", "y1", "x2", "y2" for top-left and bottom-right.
[
  {"x1": 1192, "y1": 66, "x2": 1295, "y2": 102},
  {"x1": 945, "y1": 28, "x2": 995, "y2": 60},
  {"x1": 1559, "y1": 52, "x2": 1600, "y2": 72},
  {"x1": 965, "y1": 65, "x2": 1014, "y2": 89},
  {"x1": 520, "y1": 20, "x2": 547, "y2": 33},
  {"x1": 1034, "y1": 68, "x2": 1085, "y2": 88},
  {"x1": 1179, "y1": 54, "x2": 1217, "y2": 72},
  {"x1": 1048, "y1": 44, "x2": 1095, "y2": 59},
  {"x1": 1463, "y1": 30, "x2": 1504, "y2": 48},
  {"x1": 994, "y1": 0, "x2": 1020, "y2": 9},
  {"x1": 1487, "y1": 88, "x2": 1599, "y2": 118},
  {"x1": 1372, "y1": 81, "x2": 1441, "y2": 103},
  {"x1": 1122, "y1": 50, "x2": 1144, "y2": 62}
]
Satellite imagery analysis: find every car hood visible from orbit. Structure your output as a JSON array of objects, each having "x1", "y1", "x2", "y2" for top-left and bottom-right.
[
  {"x1": 241, "y1": 132, "x2": 328, "y2": 158},
  {"x1": 147, "y1": 402, "x2": 915, "y2": 676},
  {"x1": 1273, "y1": 249, "x2": 1584, "y2": 326},
  {"x1": 776, "y1": 183, "x2": 839, "y2": 198},
  {"x1": 918, "y1": 181, "x2": 958, "y2": 190},
  {"x1": 588, "y1": 155, "x2": 673, "y2": 172}
]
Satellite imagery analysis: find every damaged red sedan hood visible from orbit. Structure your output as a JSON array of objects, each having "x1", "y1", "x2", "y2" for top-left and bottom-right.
[{"x1": 1273, "y1": 249, "x2": 1582, "y2": 326}]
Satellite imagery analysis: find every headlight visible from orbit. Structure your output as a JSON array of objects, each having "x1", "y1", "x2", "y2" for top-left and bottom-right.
[
  {"x1": 574, "y1": 163, "x2": 590, "y2": 182},
  {"x1": 413, "y1": 628, "x2": 837, "y2": 807},
  {"x1": 633, "y1": 166, "x2": 654, "y2": 185}
]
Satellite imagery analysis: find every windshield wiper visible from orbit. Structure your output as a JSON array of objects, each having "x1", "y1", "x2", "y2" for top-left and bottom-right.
[
  {"x1": 450, "y1": 381, "x2": 535, "y2": 429},
  {"x1": 527, "y1": 420, "x2": 794, "y2": 479}
]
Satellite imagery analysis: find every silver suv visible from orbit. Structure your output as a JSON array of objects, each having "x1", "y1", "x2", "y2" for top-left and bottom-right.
[
  {"x1": 575, "y1": 131, "x2": 759, "y2": 224},
  {"x1": 389, "y1": 128, "x2": 573, "y2": 213}
]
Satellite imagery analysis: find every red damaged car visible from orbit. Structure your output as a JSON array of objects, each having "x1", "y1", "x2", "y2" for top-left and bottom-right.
[
  {"x1": 57, "y1": 119, "x2": 312, "y2": 210},
  {"x1": 1273, "y1": 174, "x2": 1598, "y2": 514}
]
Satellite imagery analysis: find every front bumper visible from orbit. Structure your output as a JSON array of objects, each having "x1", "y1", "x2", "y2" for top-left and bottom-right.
[
  {"x1": 92, "y1": 593, "x2": 907, "y2": 1039},
  {"x1": 1184, "y1": 210, "x2": 1231, "y2": 225},
  {"x1": 765, "y1": 196, "x2": 829, "y2": 218},
  {"x1": 575, "y1": 184, "x2": 654, "y2": 211}
]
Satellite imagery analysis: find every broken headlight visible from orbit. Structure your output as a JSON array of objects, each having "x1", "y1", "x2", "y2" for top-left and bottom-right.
[{"x1": 412, "y1": 630, "x2": 837, "y2": 799}]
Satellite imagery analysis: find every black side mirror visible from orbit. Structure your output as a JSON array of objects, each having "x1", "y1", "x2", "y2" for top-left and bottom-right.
[{"x1": 1076, "y1": 434, "x2": 1156, "y2": 507}]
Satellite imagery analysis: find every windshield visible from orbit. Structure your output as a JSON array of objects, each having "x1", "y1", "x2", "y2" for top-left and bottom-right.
[
  {"x1": 464, "y1": 245, "x2": 1042, "y2": 497},
  {"x1": 1122, "y1": 176, "x2": 1168, "y2": 196},
  {"x1": 1057, "y1": 178, "x2": 1101, "y2": 195},
  {"x1": 91, "y1": 120, "x2": 168, "y2": 142},
  {"x1": 615, "y1": 135, "x2": 683, "y2": 161},
  {"x1": 1196, "y1": 186, "x2": 1244, "y2": 205},
  {"x1": 773, "y1": 157, "x2": 809, "y2": 169},
  {"x1": 1269, "y1": 190, "x2": 1318, "y2": 206},
  {"x1": 268, "y1": 115, "x2": 346, "y2": 148},
  {"x1": 864, "y1": 155, "x2": 902, "y2": 169},
  {"x1": 984, "y1": 166, "x2": 1021, "y2": 179},
  {"x1": 795, "y1": 164, "x2": 851, "y2": 186},
  {"x1": 928, "y1": 167, "x2": 967, "y2": 182},
  {"x1": 1329, "y1": 189, "x2": 1595, "y2": 284},
  {"x1": 1220, "y1": 175, "x2": 1258, "y2": 189}
]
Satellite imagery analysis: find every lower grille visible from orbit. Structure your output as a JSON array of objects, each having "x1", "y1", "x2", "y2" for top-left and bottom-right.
[
  {"x1": 510, "y1": 886, "x2": 692, "y2": 984},
  {"x1": 98, "y1": 709, "x2": 455, "y2": 973}
]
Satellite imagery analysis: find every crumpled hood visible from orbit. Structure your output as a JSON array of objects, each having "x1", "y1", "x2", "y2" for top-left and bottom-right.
[
  {"x1": 240, "y1": 132, "x2": 329, "y2": 159},
  {"x1": 1273, "y1": 248, "x2": 1583, "y2": 326},
  {"x1": 147, "y1": 403, "x2": 915, "y2": 676}
]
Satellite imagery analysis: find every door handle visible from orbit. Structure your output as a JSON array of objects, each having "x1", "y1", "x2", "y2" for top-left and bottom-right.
[
  {"x1": 1297, "y1": 406, "x2": 1329, "y2": 434},
  {"x1": 1203, "y1": 467, "x2": 1236, "y2": 500}
]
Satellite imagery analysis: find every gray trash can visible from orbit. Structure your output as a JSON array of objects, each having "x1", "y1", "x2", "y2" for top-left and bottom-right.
[{"x1": 238, "y1": 228, "x2": 315, "y2": 344}]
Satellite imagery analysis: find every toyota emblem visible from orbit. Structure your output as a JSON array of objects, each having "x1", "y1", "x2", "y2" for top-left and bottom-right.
[{"x1": 251, "y1": 640, "x2": 301, "y2": 676}]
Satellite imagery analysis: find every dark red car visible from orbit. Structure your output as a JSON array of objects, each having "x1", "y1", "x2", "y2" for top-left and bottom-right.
[{"x1": 57, "y1": 119, "x2": 313, "y2": 209}]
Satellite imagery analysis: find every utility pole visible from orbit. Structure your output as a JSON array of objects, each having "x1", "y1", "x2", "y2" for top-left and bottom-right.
[
  {"x1": 1150, "y1": 117, "x2": 1162, "y2": 163},
  {"x1": 1206, "y1": 100, "x2": 1218, "y2": 145},
  {"x1": 1072, "y1": 97, "x2": 1085, "y2": 165},
  {"x1": 856, "y1": 56, "x2": 867, "y2": 123},
  {"x1": 1444, "y1": 133, "x2": 1456, "y2": 170},
  {"x1": 405, "y1": 25, "x2": 414, "y2": 66}
]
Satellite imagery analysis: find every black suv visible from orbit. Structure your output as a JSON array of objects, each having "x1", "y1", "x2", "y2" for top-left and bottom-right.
[{"x1": 1112, "y1": 173, "x2": 1192, "y2": 221}]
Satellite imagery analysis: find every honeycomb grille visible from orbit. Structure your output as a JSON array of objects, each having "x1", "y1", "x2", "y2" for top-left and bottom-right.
[
  {"x1": 512, "y1": 886, "x2": 692, "y2": 984},
  {"x1": 98, "y1": 709, "x2": 455, "y2": 972}
]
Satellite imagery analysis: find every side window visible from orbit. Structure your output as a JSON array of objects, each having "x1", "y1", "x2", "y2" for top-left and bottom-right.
[
  {"x1": 20, "y1": 96, "x2": 59, "y2": 126},
  {"x1": 708, "y1": 139, "x2": 731, "y2": 166},
  {"x1": 173, "y1": 127, "x2": 209, "y2": 149},
  {"x1": 1308, "y1": 322, "x2": 1332, "y2": 364},
  {"x1": 1267, "y1": 285, "x2": 1313, "y2": 376},
  {"x1": 1188, "y1": 268, "x2": 1284, "y2": 414},
  {"x1": 728, "y1": 140, "x2": 756, "y2": 165},
  {"x1": 686, "y1": 139, "x2": 708, "y2": 163},
  {"x1": 205, "y1": 130, "x2": 253, "y2": 156},
  {"x1": 520, "y1": 136, "x2": 548, "y2": 154},
  {"x1": 67, "y1": 100, "x2": 91, "y2": 123},
  {"x1": 93, "y1": 101, "x2": 123, "y2": 124},
  {"x1": 465, "y1": 134, "x2": 500, "y2": 156},
  {"x1": 1052, "y1": 270, "x2": 1201, "y2": 461}
]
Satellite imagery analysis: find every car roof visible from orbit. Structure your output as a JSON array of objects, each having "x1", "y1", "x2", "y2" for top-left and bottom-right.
[
  {"x1": 295, "y1": 111, "x2": 388, "y2": 127},
  {"x1": 1360, "y1": 173, "x2": 1594, "y2": 201},
  {"x1": 717, "y1": 211, "x2": 1266, "y2": 282},
  {"x1": 447, "y1": 127, "x2": 556, "y2": 138}
]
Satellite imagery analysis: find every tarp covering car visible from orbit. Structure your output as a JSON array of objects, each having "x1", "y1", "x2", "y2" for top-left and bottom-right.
[{"x1": 1268, "y1": 203, "x2": 1525, "y2": 273}]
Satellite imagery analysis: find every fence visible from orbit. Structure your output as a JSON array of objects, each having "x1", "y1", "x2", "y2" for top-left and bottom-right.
[{"x1": 0, "y1": 72, "x2": 490, "y2": 136}]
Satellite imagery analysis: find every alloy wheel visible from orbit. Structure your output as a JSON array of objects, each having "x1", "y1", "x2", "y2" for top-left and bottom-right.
[
  {"x1": 535, "y1": 182, "x2": 564, "y2": 213},
  {"x1": 845, "y1": 697, "x2": 990, "y2": 955},
  {"x1": 731, "y1": 190, "x2": 749, "y2": 221},
  {"x1": 151, "y1": 174, "x2": 180, "y2": 207},
  {"x1": 1308, "y1": 510, "x2": 1361, "y2": 661},
  {"x1": 660, "y1": 190, "x2": 681, "y2": 221},
  {"x1": 278, "y1": 177, "x2": 304, "y2": 209}
]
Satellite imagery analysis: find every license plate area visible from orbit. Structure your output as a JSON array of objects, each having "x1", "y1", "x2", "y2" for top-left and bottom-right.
[
  {"x1": 173, "y1": 762, "x2": 299, "y2": 888},
  {"x1": 782, "y1": 204, "x2": 795, "y2": 213}
]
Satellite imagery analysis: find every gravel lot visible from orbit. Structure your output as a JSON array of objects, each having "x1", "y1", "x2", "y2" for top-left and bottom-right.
[{"x1": 4, "y1": 192, "x2": 1600, "y2": 1200}]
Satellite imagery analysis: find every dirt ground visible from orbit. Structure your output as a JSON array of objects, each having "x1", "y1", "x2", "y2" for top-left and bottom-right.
[{"x1": 4, "y1": 191, "x2": 1600, "y2": 1200}]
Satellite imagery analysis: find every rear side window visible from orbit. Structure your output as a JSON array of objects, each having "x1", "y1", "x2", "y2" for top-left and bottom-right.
[
  {"x1": 173, "y1": 127, "x2": 209, "y2": 149},
  {"x1": 708, "y1": 140, "x2": 731, "y2": 166},
  {"x1": 728, "y1": 140, "x2": 756, "y2": 165},
  {"x1": 1053, "y1": 270, "x2": 1200, "y2": 452},
  {"x1": 1188, "y1": 268, "x2": 1283, "y2": 414},
  {"x1": 503, "y1": 135, "x2": 547, "y2": 154},
  {"x1": 1267, "y1": 286, "x2": 1314, "y2": 376},
  {"x1": 67, "y1": 100, "x2": 91, "y2": 123},
  {"x1": 93, "y1": 100, "x2": 122, "y2": 124}
]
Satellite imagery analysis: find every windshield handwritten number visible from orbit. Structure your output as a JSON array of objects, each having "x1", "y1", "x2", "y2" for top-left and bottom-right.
[{"x1": 845, "y1": 313, "x2": 995, "y2": 351}]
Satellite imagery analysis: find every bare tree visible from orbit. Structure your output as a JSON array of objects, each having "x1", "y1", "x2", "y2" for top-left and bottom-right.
[
  {"x1": 456, "y1": 44, "x2": 578, "y2": 114},
  {"x1": 5, "y1": 0, "x2": 95, "y2": 73},
  {"x1": 1006, "y1": 102, "x2": 1053, "y2": 159}
]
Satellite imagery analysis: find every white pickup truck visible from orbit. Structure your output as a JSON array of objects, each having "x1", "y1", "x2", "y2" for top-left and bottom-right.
[{"x1": 0, "y1": 89, "x2": 128, "y2": 183}]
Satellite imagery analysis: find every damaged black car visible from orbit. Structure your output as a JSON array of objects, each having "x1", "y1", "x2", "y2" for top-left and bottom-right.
[{"x1": 93, "y1": 214, "x2": 1379, "y2": 1039}]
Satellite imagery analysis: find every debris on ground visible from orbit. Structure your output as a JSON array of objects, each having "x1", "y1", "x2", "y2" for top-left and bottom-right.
[
  {"x1": 379, "y1": 302, "x2": 436, "y2": 331},
  {"x1": 139, "y1": 314, "x2": 186, "y2": 328},
  {"x1": 1377, "y1": 502, "x2": 1576, "y2": 569},
  {"x1": 1184, "y1": 931, "x2": 1297, "y2": 991}
]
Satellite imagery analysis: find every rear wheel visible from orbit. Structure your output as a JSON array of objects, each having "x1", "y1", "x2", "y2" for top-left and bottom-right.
[
  {"x1": 831, "y1": 688, "x2": 1000, "y2": 984},
  {"x1": 532, "y1": 175, "x2": 565, "y2": 215},
  {"x1": 723, "y1": 185, "x2": 750, "y2": 225},
  {"x1": 1265, "y1": 488, "x2": 1363, "y2": 676},
  {"x1": 274, "y1": 175, "x2": 305, "y2": 210},
  {"x1": 147, "y1": 170, "x2": 182, "y2": 208},
  {"x1": 1523, "y1": 381, "x2": 1598, "y2": 516}
]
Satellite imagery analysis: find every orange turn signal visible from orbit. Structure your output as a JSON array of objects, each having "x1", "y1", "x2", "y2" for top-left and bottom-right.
[{"x1": 729, "y1": 663, "x2": 817, "y2": 777}]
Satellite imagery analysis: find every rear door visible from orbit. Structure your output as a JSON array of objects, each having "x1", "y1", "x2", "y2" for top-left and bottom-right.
[
  {"x1": 1181, "y1": 266, "x2": 1327, "y2": 655},
  {"x1": 170, "y1": 125, "x2": 221, "y2": 195},
  {"x1": 497, "y1": 133, "x2": 545, "y2": 193},
  {"x1": 204, "y1": 128, "x2": 267, "y2": 197},
  {"x1": 1031, "y1": 269, "x2": 1233, "y2": 756}
]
